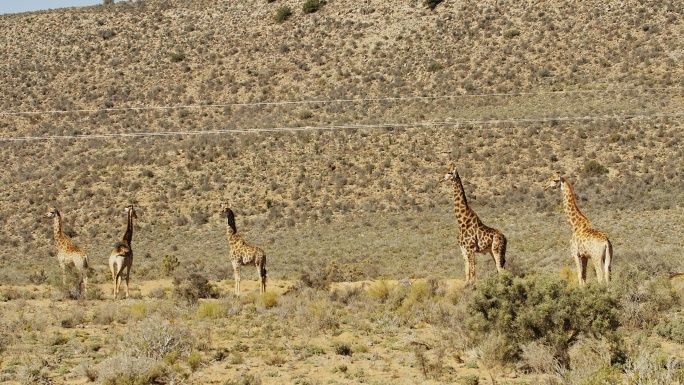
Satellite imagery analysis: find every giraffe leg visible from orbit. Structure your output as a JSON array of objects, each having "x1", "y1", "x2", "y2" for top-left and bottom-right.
[
  {"x1": 468, "y1": 253, "x2": 476, "y2": 283},
  {"x1": 604, "y1": 241, "x2": 613, "y2": 283},
  {"x1": 492, "y1": 234, "x2": 507, "y2": 273},
  {"x1": 573, "y1": 253, "x2": 584, "y2": 286},
  {"x1": 593, "y1": 255, "x2": 604, "y2": 283},
  {"x1": 579, "y1": 257, "x2": 588, "y2": 286},
  {"x1": 115, "y1": 273, "x2": 122, "y2": 298},
  {"x1": 460, "y1": 246, "x2": 472, "y2": 285},
  {"x1": 233, "y1": 264, "x2": 241, "y2": 296},
  {"x1": 257, "y1": 262, "x2": 266, "y2": 294},
  {"x1": 261, "y1": 255, "x2": 267, "y2": 293},
  {"x1": 111, "y1": 262, "x2": 118, "y2": 298},
  {"x1": 82, "y1": 275, "x2": 88, "y2": 299},
  {"x1": 571, "y1": 242, "x2": 585, "y2": 286},
  {"x1": 124, "y1": 265, "x2": 131, "y2": 299}
]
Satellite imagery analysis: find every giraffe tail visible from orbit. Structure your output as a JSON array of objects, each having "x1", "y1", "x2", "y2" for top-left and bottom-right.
[{"x1": 500, "y1": 235, "x2": 507, "y2": 269}]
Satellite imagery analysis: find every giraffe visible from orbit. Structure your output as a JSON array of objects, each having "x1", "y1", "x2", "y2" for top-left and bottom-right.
[
  {"x1": 442, "y1": 164, "x2": 506, "y2": 284},
  {"x1": 221, "y1": 203, "x2": 266, "y2": 295},
  {"x1": 109, "y1": 205, "x2": 137, "y2": 299},
  {"x1": 543, "y1": 172, "x2": 613, "y2": 286},
  {"x1": 46, "y1": 207, "x2": 89, "y2": 297}
]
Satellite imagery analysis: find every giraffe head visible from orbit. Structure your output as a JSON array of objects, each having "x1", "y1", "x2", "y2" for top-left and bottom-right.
[
  {"x1": 124, "y1": 205, "x2": 138, "y2": 219},
  {"x1": 441, "y1": 163, "x2": 461, "y2": 183},
  {"x1": 46, "y1": 207, "x2": 60, "y2": 219},
  {"x1": 221, "y1": 202, "x2": 237, "y2": 234},
  {"x1": 542, "y1": 172, "x2": 563, "y2": 191}
]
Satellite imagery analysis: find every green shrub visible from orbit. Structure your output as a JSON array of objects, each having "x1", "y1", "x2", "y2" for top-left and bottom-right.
[
  {"x1": 302, "y1": 0, "x2": 324, "y2": 14},
  {"x1": 504, "y1": 29, "x2": 520, "y2": 38},
  {"x1": 274, "y1": 6, "x2": 292, "y2": 23},
  {"x1": 170, "y1": 51, "x2": 186, "y2": 63},
  {"x1": 582, "y1": 160, "x2": 609, "y2": 176},
  {"x1": 187, "y1": 351, "x2": 202, "y2": 372},
  {"x1": 465, "y1": 274, "x2": 622, "y2": 365},
  {"x1": 654, "y1": 317, "x2": 684, "y2": 343},
  {"x1": 426, "y1": 62, "x2": 444, "y2": 72},
  {"x1": 160, "y1": 255, "x2": 180, "y2": 277},
  {"x1": 616, "y1": 263, "x2": 679, "y2": 329},
  {"x1": 173, "y1": 272, "x2": 215, "y2": 304},
  {"x1": 98, "y1": 29, "x2": 116, "y2": 40},
  {"x1": 332, "y1": 341, "x2": 352, "y2": 356},
  {"x1": 424, "y1": 0, "x2": 443, "y2": 10},
  {"x1": 460, "y1": 374, "x2": 479, "y2": 385}
]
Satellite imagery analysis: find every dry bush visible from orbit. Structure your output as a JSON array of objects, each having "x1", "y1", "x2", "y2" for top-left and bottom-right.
[
  {"x1": 96, "y1": 354, "x2": 167, "y2": 385},
  {"x1": 366, "y1": 280, "x2": 390, "y2": 302},
  {"x1": 124, "y1": 316, "x2": 193, "y2": 360},
  {"x1": 520, "y1": 341, "x2": 559, "y2": 375},
  {"x1": 52, "y1": 264, "x2": 87, "y2": 300},
  {"x1": 16, "y1": 360, "x2": 52, "y2": 385},
  {"x1": 92, "y1": 302, "x2": 130, "y2": 325},
  {"x1": 413, "y1": 344, "x2": 447, "y2": 380},
  {"x1": 567, "y1": 336, "x2": 615, "y2": 383},
  {"x1": 625, "y1": 346, "x2": 684, "y2": 385},
  {"x1": 173, "y1": 271, "x2": 215, "y2": 304}
]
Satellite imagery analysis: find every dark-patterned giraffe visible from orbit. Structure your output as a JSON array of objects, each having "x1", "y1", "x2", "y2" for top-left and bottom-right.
[
  {"x1": 46, "y1": 207, "x2": 89, "y2": 297},
  {"x1": 442, "y1": 164, "x2": 506, "y2": 284},
  {"x1": 221, "y1": 203, "x2": 266, "y2": 295},
  {"x1": 109, "y1": 205, "x2": 137, "y2": 298},
  {"x1": 543, "y1": 172, "x2": 613, "y2": 285}
]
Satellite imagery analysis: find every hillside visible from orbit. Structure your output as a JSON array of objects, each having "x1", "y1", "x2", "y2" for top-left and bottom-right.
[{"x1": 1, "y1": 0, "x2": 682, "y2": 283}]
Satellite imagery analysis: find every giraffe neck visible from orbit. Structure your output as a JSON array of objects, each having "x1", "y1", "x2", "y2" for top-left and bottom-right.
[
  {"x1": 226, "y1": 216, "x2": 238, "y2": 240},
  {"x1": 122, "y1": 211, "x2": 133, "y2": 246},
  {"x1": 452, "y1": 178, "x2": 474, "y2": 228},
  {"x1": 560, "y1": 178, "x2": 590, "y2": 232},
  {"x1": 52, "y1": 215, "x2": 69, "y2": 248}
]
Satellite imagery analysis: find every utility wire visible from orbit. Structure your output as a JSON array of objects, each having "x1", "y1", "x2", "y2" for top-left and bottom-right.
[
  {"x1": 2, "y1": 112, "x2": 682, "y2": 142},
  {"x1": 0, "y1": 87, "x2": 682, "y2": 116}
]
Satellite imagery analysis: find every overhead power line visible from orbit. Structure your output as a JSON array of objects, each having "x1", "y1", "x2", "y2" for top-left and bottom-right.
[
  {"x1": 1, "y1": 112, "x2": 682, "y2": 142},
  {"x1": 0, "y1": 87, "x2": 682, "y2": 116}
]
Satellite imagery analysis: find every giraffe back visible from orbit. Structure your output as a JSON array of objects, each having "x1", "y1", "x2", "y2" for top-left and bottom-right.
[{"x1": 229, "y1": 234, "x2": 265, "y2": 266}]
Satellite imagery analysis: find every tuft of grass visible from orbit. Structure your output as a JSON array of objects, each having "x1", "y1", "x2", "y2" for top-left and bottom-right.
[
  {"x1": 367, "y1": 280, "x2": 390, "y2": 302},
  {"x1": 258, "y1": 291, "x2": 279, "y2": 308},
  {"x1": 187, "y1": 351, "x2": 202, "y2": 372},
  {"x1": 196, "y1": 302, "x2": 226, "y2": 319}
]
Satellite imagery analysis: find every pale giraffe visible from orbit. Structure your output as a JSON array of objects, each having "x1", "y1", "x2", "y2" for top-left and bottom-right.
[
  {"x1": 221, "y1": 203, "x2": 266, "y2": 295},
  {"x1": 442, "y1": 164, "x2": 506, "y2": 284},
  {"x1": 543, "y1": 172, "x2": 613, "y2": 285},
  {"x1": 46, "y1": 207, "x2": 89, "y2": 297},
  {"x1": 109, "y1": 205, "x2": 137, "y2": 299}
]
